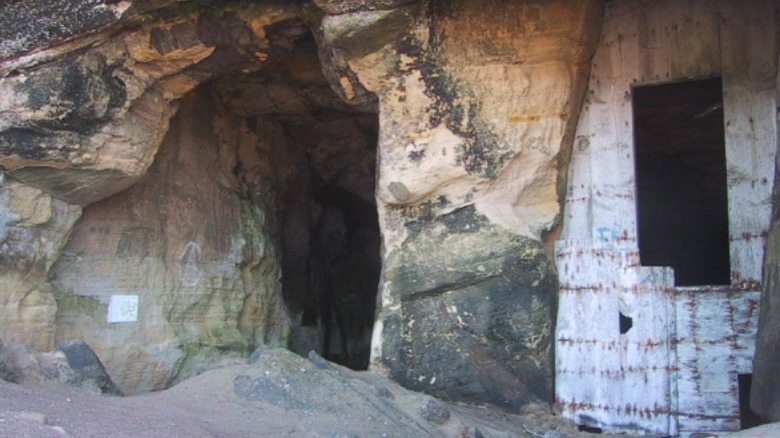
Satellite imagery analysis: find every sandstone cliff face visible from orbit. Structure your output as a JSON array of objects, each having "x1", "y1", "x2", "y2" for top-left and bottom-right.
[
  {"x1": 49, "y1": 88, "x2": 291, "y2": 392},
  {"x1": 1, "y1": 0, "x2": 602, "y2": 405},
  {"x1": 315, "y1": 0, "x2": 603, "y2": 407},
  {"x1": 0, "y1": 175, "x2": 80, "y2": 350}
]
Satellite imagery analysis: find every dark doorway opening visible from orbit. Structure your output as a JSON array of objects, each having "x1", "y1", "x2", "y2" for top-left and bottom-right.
[{"x1": 633, "y1": 77, "x2": 730, "y2": 286}]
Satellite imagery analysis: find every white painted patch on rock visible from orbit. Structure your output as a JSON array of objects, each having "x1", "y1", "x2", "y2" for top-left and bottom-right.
[{"x1": 107, "y1": 295, "x2": 138, "y2": 323}]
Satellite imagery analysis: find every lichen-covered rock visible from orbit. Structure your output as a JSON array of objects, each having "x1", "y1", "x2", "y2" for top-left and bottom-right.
[
  {"x1": 379, "y1": 208, "x2": 555, "y2": 407},
  {"x1": 313, "y1": 0, "x2": 418, "y2": 15},
  {"x1": 314, "y1": 0, "x2": 603, "y2": 407}
]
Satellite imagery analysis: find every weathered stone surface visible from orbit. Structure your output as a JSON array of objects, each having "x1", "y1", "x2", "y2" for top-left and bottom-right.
[
  {"x1": 381, "y1": 208, "x2": 555, "y2": 407},
  {"x1": 0, "y1": 0, "x2": 606, "y2": 415},
  {"x1": 0, "y1": 173, "x2": 81, "y2": 351},
  {"x1": 57, "y1": 339, "x2": 122, "y2": 395},
  {"x1": 313, "y1": 0, "x2": 419, "y2": 15},
  {"x1": 208, "y1": 37, "x2": 380, "y2": 370},
  {"x1": 315, "y1": 0, "x2": 602, "y2": 407},
  {"x1": 0, "y1": 2, "x2": 303, "y2": 206},
  {"x1": 0, "y1": 0, "x2": 135, "y2": 62},
  {"x1": 0, "y1": 3, "x2": 311, "y2": 391},
  {"x1": 228, "y1": 347, "x2": 479, "y2": 436},
  {"x1": 0, "y1": 338, "x2": 21, "y2": 383},
  {"x1": 49, "y1": 88, "x2": 290, "y2": 392}
]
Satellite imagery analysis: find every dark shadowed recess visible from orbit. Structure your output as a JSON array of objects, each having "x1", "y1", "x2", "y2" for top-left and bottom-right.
[
  {"x1": 263, "y1": 35, "x2": 381, "y2": 370},
  {"x1": 633, "y1": 77, "x2": 730, "y2": 286}
]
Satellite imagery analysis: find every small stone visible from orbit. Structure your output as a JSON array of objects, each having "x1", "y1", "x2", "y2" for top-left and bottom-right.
[
  {"x1": 464, "y1": 426, "x2": 484, "y2": 438},
  {"x1": 419, "y1": 398, "x2": 451, "y2": 425},
  {"x1": 307, "y1": 350, "x2": 333, "y2": 370},
  {"x1": 47, "y1": 425, "x2": 68, "y2": 435},
  {"x1": 0, "y1": 338, "x2": 21, "y2": 383},
  {"x1": 57, "y1": 339, "x2": 122, "y2": 396},
  {"x1": 375, "y1": 386, "x2": 394, "y2": 399},
  {"x1": 387, "y1": 181, "x2": 411, "y2": 202},
  {"x1": 18, "y1": 411, "x2": 47, "y2": 424},
  {"x1": 248, "y1": 346, "x2": 270, "y2": 364},
  {"x1": 233, "y1": 375, "x2": 301, "y2": 409}
]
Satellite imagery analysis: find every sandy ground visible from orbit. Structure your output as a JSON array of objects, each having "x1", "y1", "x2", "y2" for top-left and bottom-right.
[{"x1": 0, "y1": 348, "x2": 777, "y2": 438}]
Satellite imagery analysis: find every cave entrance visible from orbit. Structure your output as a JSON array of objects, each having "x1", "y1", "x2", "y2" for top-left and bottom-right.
[
  {"x1": 633, "y1": 77, "x2": 730, "y2": 286},
  {"x1": 295, "y1": 183, "x2": 381, "y2": 370},
  {"x1": 214, "y1": 34, "x2": 381, "y2": 371}
]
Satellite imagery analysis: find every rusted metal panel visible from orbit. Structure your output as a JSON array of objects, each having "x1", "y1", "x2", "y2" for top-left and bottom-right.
[
  {"x1": 555, "y1": 242, "x2": 623, "y2": 430},
  {"x1": 674, "y1": 288, "x2": 762, "y2": 433},
  {"x1": 731, "y1": 292, "x2": 762, "y2": 373},
  {"x1": 556, "y1": 246, "x2": 764, "y2": 435},
  {"x1": 561, "y1": 0, "x2": 725, "y2": 247},
  {"x1": 555, "y1": 240, "x2": 677, "y2": 436},
  {"x1": 557, "y1": 0, "x2": 776, "y2": 435},
  {"x1": 675, "y1": 289, "x2": 740, "y2": 432},
  {"x1": 604, "y1": 0, "x2": 722, "y2": 82}
]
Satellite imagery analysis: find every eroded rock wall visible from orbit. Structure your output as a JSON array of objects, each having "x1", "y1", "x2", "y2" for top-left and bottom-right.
[
  {"x1": 0, "y1": 176, "x2": 80, "y2": 350},
  {"x1": 314, "y1": 0, "x2": 603, "y2": 407},
  {"x1": 50, "y1": 85, "x2": 290, "y2": 393},
  {"x1": 0, "y1": 2, "x2": 303, "y2": 206},
  {"x1": 0, "y1": 0, "x2": 305, "y2": 390}
]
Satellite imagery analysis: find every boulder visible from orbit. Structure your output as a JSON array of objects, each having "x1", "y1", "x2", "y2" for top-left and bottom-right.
[
  {"x1": 56, "y1": 339, "x2": 122, "y2": 395},
  {"x1": 0, "y1": 338, "x2": 21, "y2": 383}
]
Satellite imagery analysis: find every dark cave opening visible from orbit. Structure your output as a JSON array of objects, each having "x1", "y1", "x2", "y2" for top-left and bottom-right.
[
  {"x1": 245, "y1": 35, "x2": 381, "y2": 371},
  {"x1": 633, "y1": 77, "x2": 731, "y2": 286},
  {"x1": 202, "y1": 30, "x2": 381, "y2": 370},
  {"x1": 306, "y1": 184, "x2": 380, "y2": 369},
  {"x1": 281, "y1": 149, "x2": 381, "y2": 371}
]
